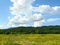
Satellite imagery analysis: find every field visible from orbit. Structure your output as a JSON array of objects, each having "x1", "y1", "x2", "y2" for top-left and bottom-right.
[{"x1": 0, "y1": 34, "x2": 60, "y2": 45}]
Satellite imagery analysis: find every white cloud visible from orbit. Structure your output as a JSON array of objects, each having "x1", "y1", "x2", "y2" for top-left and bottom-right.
[
  {"x1": 0, "y1": 24, "x2": 7, "y2": 29},
  {"x1": 1, "y1": 0, "x2": 60, "y2": 29},
  {"x1": 8, "y1": 13, "x2": 44, "y2": 27},
  {"x1": 47, "y1": 18, "x2": 60, "y2": 22},
  {"x1": 10, "y1": 0, "x2": 34, "y2": 16},
  {"x1": 8, "y1": 0, "x2": 60, "y2": 28},
  {"x1": 34, "y1": 20, "x2": 45, "y2": 27},
  {"x1": 0, "y1": 25, "x2": 4, "y2": 29},
  {"x1": 34, "y1": 21, "x2": 40, "y2": 27},
  {"x1": 32, "y1": 14, "x2": 43, "y2": 21},
  {"x1": 32, "y1": 5, "x2": 60, "y2": 15},
  {"x1": 8, "y1": 0, "x2": 45, "y2": 28}
]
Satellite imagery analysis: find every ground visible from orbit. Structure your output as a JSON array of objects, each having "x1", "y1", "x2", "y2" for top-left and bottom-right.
[{"x1": 0, "y1": 34, "x2": 60, "y2": 45}]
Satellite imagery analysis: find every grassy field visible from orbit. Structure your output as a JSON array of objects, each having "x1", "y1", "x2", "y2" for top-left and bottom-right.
[{"x1": 0, "y1": 34, "x2": 60, "y2": 45}]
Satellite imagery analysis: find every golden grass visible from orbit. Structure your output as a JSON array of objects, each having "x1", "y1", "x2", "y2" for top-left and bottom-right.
[{"x1": 0, "y1": 34, "x2": 60, "y2": 45}]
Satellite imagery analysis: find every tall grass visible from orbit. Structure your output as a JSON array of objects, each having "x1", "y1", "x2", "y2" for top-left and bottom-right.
[{"x1": 0, "y1": 34, "x2": 60, "y2": 45}]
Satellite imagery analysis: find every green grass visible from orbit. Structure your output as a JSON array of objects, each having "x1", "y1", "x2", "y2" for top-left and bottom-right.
[{"x1": 0, "y1": 34, "x2": 60, "y2": 45}]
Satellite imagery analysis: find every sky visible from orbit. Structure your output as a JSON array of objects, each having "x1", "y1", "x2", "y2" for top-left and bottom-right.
[{"x1": 0, "y1": 0, "x2": 60, "y2": 29}]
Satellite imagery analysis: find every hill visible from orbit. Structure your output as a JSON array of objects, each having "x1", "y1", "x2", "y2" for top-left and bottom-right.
[{"x1": 0, "y1": 25, "x2": 60, "y2": 34}]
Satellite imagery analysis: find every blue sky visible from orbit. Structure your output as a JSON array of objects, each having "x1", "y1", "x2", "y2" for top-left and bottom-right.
[
  {"x1": 33, "y1": 0, "x2": 60, "y2": 6},
  {"x1": 0, "y1": 0, "x2": 60, "y2": 29},
  {"x1": 0, "y1": 0, "x2": 11, "y2": 24}
]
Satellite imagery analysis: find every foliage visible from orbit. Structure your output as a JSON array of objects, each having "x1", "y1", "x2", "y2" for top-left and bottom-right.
[{"x1": 0, "y1": 25, "x2": 60, "y2": 34}]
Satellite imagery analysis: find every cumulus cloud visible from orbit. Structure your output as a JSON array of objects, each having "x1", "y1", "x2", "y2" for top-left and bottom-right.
[
  {"x1": 8, "y1": 0, "x2": 60, "y2": 28},
  {"x1": 8, "y1": 0, "x2": 45, "y2": 27},
  {"x1": 0, "y1": 25, "x2": 4, "y2": 29},
  {"x1": 34, "y1": 20, "x2": 45, "y2": 27},
  {"x1": 1, "y1": 0, "x2": 59, "y2": 29},
  {"x1": 0, "y1": 0, "x2": 60, "y2": 29},
  {"x1": 47, "y1": 18, "x2": 60, "y2": 22},
  {"x1": 0, "y1": 24, "x2": 7, "y2": 29},
  {"x1": 32, "y1": 5, "x2": 60, "y2": 15},
  {"x1": 10, "y1": 0, "x2": 35, "y2": 16}
]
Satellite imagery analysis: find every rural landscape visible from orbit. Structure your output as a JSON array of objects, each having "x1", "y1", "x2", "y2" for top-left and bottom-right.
[
  {"x1": 0, "y1": 25, "x2": 60, "y2": 45},
  {"x1": 0, "y1": 0, "x2": 60, "y2": 45}
]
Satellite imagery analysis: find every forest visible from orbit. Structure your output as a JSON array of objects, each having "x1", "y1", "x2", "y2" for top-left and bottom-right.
[{"x1": 0, "y1": 25, "x2": 60, "y2": 34}]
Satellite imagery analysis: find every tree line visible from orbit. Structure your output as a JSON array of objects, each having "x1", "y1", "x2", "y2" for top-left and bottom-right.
[{"x1": 0, "y1": 25, "x2": 60, "y2": 34}]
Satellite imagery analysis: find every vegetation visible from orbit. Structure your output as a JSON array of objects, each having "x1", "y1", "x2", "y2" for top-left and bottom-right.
[
  {"x1": 0, "y1": 34, "x2": 60, "y2": 45},
  {"x1": 0, "y1": 25, "x2": 60, "y2": 34},
  {"x1": 0, "y1": 26, "x2": 60, "y2": 45}
]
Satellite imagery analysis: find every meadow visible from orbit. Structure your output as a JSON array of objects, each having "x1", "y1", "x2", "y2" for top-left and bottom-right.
[{"x1": 0, "y1": 34, "x2": 60, "y2": 45}]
